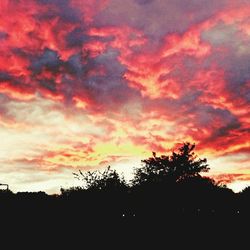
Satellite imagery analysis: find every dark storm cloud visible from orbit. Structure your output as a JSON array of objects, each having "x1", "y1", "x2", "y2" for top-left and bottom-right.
[
  {"x1": 0, "y1": 31, "x2": 8, "y2": 40},
  {"x1": 135, "y1": 0, "x2": 154, "y2": 5},
  {"x1": 65, "y1": 53, "x2": 85, "y2": 76},
  {"x1": 0, "y1": 71, "x2": 12, "y2": 82},
  {"x1": 36, "y1": 0, "x2": 81, "y2": 23},
  {"x1": 202, "y1": 23, "x2": 250, "y2": 104},
  {"x1": 211, "y1": 120, "x2": 241, "y2": 140},
  {"x1": 224, "y1": 54, "x2": 250, "y2": 102},
  {"x1": 143, "y1": 88, "x2": 243, "y2": 145},
  {"x1": 94, "y1": 0, "x2": 227, "y2": 38},
  {"x1": 24, "y1": 44, "x2": 140, "y2": 111},
  {"x1": 39, "y1": 79, "x2": 57, "y2": 92},
  {"x1": 201, "y1": 22, "x2": 238, "y2": 47},
  {"x1": 1, "y1": 0, "x2": 249, "y2": 133},
  {"x1": 198, "y1": 106, "x2": 241, "y2": 136},
  {"x1": 66, "y1": 28, "x2": 89, "y2": 48},
  {"x1": 0, "y1": 71, "x2": 25, "y2": 88},
  {"x1": 0, "y1": 0, "x2": 143, "y2": 112},
  {"x1": 30, "y1": 48, "x2": 62, "y2": 74},
  {"x1": 80, "y1": 48, "x2": 141, "y2": 110}
]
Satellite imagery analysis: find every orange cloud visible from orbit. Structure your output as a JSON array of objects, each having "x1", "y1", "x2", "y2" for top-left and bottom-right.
[{"x1": 212, "y1": 173, "x2": 250, "y2": 185}]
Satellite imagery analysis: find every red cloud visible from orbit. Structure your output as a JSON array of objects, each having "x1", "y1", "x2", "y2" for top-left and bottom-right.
[{"x1": 212, "y1": 173, "x2": 250, "y2": 185}]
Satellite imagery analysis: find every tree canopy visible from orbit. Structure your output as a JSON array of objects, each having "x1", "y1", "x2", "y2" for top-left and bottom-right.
[
  {"x1": 72, "y1": 166, "x2": 127, "y2": 192},
  {"x1": 132, "y1": 142, "x2": 209, "y2": 186}
]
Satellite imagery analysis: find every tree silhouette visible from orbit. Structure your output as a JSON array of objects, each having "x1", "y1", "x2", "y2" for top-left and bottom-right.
[
  {"x1": 238, "y1": 186, "x2": 250, "y2": 216},
  {"x1": 72, "y1": 166, "x2": 127, "y2": 192},
  {"x1": 60, "y1": 166, "x2": 128, "y2": 219},
  {"x1": 240, "y1": 186, "x2": 250, "y2": 195},
  {"x1": 132, "y1": 142, "x2": 209, "y2": 186},
  {"x1": 1, "y1": 137, "x2": 249, "y2": 245},
  {"x1": 2, "y1": 141, "x2": 247, "y2": 227}
]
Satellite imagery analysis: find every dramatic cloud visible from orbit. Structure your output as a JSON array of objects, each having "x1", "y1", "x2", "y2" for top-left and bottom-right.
[
  {"x1": 0, "y1": 0, "x2": 249, "y2": 193},
  {"x1": 94, "y1": 0, "x2": 227, "y2": 38}
]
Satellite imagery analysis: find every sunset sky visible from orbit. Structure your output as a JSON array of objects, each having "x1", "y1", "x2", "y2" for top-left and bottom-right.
[{"x1": 0, "y1": 0, "x2": 249, "y2": 194}]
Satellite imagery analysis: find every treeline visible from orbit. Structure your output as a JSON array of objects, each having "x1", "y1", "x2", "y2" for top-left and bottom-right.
[{"x1": 1, "y1": 143, "x2": 250, "y2": 221}]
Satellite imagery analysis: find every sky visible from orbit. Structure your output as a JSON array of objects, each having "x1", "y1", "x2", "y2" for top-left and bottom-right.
[{"x1": 0, "y1": 0, "x2": 249, "y2": 194}]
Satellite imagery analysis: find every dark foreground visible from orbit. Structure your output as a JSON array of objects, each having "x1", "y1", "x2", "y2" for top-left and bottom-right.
[{"x1": 0, "y1": 194, "x2": 249, "y2": 248}]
